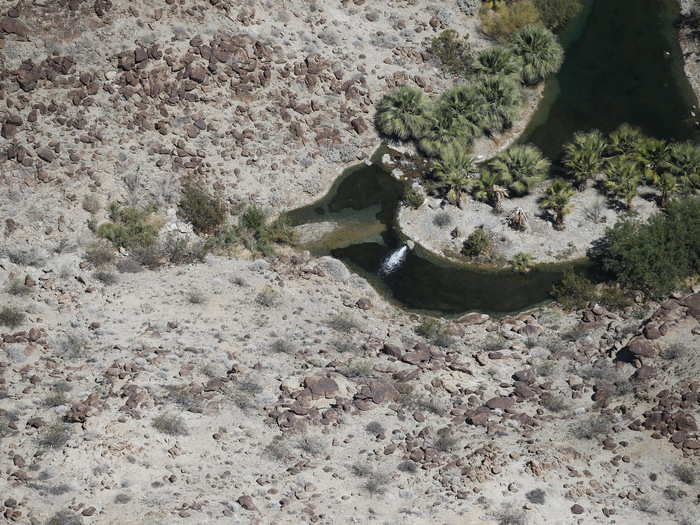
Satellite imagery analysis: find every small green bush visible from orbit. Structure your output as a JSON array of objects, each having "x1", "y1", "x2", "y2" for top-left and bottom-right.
[
  {"x1": 550, "y1": 269, "x2": 596, "y2": 310},
  {"x1": 429, "y1": 29, "x2": 473, "y2": 74},
  {"x1": 590, "y1": 198, "x2": 700, "y2": 296},
  {"x1": 178, "y1": 183, "x2": 226, "y2": 234},
  {"x1": 0, "y1": 306, "x2": 25, "y2": 328},
  {"x1": 462, "y1": 227, "x2": 491, "y2": 257},
  {"x1": 152, "y1": 413, "x2": 189, "y2": 436},
  {"x1": 535, "y1": 0, "x2": 582, "y2": 31},
  {"x1": 85, "y1": 241, "x2": 115, "y2": 266},
  {"x1": 93, "y1": 271, "x2": 118, "y2": 285},
  {"x1": 480, "y1": 1, "x2": 543, "y2": 43},
  {"x1": 403, "y1": 185, "x2": 425, "y2": 209},
  {"x1": 97, "y1": 204, "x2": 160, "y2": 250},
  {"x1": 433, "y1": 211, "x2": 452, "y2": 228},
  {"x1": 82, "y1": 193, "x2": 101, "y2": 214}
]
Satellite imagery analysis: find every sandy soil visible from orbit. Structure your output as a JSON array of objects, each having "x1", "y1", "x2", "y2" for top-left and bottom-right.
[{"x1": 399, "y1": 184, "x2": 659, "y2": 264}]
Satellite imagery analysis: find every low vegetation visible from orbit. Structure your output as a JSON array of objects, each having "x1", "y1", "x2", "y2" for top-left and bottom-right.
[
  {"x1": 178, "y1": 182, "x2": 227, "y2": 234},
  {"x1": 589, "y1": 198, "x2": 700, "y2": 297}
]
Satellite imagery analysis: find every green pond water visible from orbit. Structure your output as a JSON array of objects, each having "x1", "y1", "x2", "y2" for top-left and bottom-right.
[{"x1": 287, "y1": 0, "x2": 698, "y2": 316}]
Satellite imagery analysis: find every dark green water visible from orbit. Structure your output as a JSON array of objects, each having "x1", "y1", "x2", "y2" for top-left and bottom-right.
[
  {"x1": 520, "y1": 0, "x2": 700, "y2": 159},
  {"x1": 287, "y1": 0, "x2": 697, "y2": 316}
]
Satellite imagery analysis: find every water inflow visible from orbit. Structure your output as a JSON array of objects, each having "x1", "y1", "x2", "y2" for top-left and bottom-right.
[{"x1": 380, "y1": 245, "x2": 408, "y2": 275}]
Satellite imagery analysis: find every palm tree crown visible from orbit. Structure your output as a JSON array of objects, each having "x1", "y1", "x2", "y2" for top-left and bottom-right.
[
  {"x1": 488, "y1": 144, "x2": 550, "y2": 196},
  {"x1": 474, "y1": 47, "x2": 518, "y2": 76},
  {"x1": 562, "y1": 129, "x2": 607, "y2": 189},
  {"x1": 375, "y1": 87, "x2": 430, "y2": 141},
  {"x1": 433, "y1": 144, "x2": 477, "y2": 205},
  {"x1": 511, "y1": 25, "x2": 564, "y2": 85},
  {"x1": 474, "y1": 74, "x2": 522, "y2": 134}
]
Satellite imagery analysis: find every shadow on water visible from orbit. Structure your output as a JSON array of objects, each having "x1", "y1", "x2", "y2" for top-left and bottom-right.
[
  {"x1": 519, "y1": 0, "x2": 700, "y2": 159},
  {"x1": 287, "y1": 0, "x2": 697, "y2": 316}
]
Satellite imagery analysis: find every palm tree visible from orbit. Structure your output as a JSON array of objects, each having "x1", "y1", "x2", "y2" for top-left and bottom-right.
[
  {"x1": 375, "y1": 87, "x2": 430, "y2": 141},
  {"x1": 511, "y1": 25, "x2": 564, "y2": 85},
  {"x1": 633, "y1": 137, "x2": 670, "y2": 185},
  {"x1": 472, "y1": 169, "x2": 509, "y2": 211},
  {"x1": 419, "y1": 85, "x2": 487, "y2": 156},
  {"x1": 508, "y1": 207, "x2": 528, "y2": 231},
  {"x1": 540, "y1": 179, "x2": 575, "y2": 229},
  {"x1": 607, "y1": 124, "x2": 645, "y2": 157},
  {"x1": 603, "y1": 157, "x2": 641, "y2": 209},
  {"x1": 433, "y1": 144, "x2": 477, "y2": 206},
  {"x1": 562, "y1": 130, "x2": 607, "y2": 189},
  {"x1": 489, "y1": 144, "x2": 550, "y2": 196},
  {"x1": 656, "y1": 173, "x2": 680, "y2": 208},
  {"x1": 474, "y1": 47, "x2": 518, "y2": 76},
  {"x1": 664, "y1": 141, "x2": 700, "y2": 194},
  {"x1": 474, "y1": 74, "x2": 522, "y2": 134}
]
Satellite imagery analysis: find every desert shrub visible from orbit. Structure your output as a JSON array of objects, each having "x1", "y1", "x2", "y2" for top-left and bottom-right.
[
  {"x1": 362, "y1": 471, "x2": 391, "y2": 496},
  {"x1": 256, "y1": 285, "x2": 280, "y2": 307},
  {"x1": 433, "y1": 211, "x2": 452, "y2": 228},
  {"x1": 415, "y1": 317, "x2": 453, "y2": 347},
  {"x1": 271, "y1": 339, "x2": 296, "y2": 354},
  {"x1": 661, "y1": 343, "x2": 689, "y2": 360},
  {"x1": 117, "y1": 257, "x2": 143, "y2": 273},
  {"x1": 351, "y1": 462, "x2": 373, "y2": 478},
  {"x1": 541, "y1": 394, "x2": 569, "y2": 412},
  {"x1": 551, "y1": 269, "x2": 596, "y2": 310},
  {"x1": 178, "y1": 183, "x2": 226, "y2": 234},
  {"x1": 366, "y1": 421, "x2": 385, "y2": 436},
  {"x1": 397, "y1": 460, "x2": 418, "y2": 473},
  {"x1": 187, "y1": 289, "x2": 206, "y2": 304},
  {"x1": 597, "y1": 285, "x2": 633, "y2": 310},
  {"x1": 44, "y1": 392, "x2": 68, "y2": 408},
  {"x1": 525, "y1": 488, "x2": 546, "y2": 504},
  {"x1": 46, "y1": 511, "x2": 84, "y2": 525},
  {"x1": 572, "y1": 415, "x2": 612, "y2": 440},
  {"x1": 340, "y1": 359, "x2": 375, "y2": 379},
  {"x1": 462, "y1": 227, "x2": 491, "y2": 257},
  {"x1": 494, "y1": 505, "x2": 527, "y2": 525},
  {"x1": 0, "y1": 306, "x2": 25, "y2": 328},
  {"x1": 510, "y1": 252, "x2": 534, "y2": 273},
  {"x1": 82, "y1": 193, "x2": 101, "y2": 214},
  {"x1": 161, "y1": 235, "x2": 209, "y2": 264},
  {"x1": 7, "y1": 247, "x2": 45, "y2": 267},
  {"x1": 152, "y1": 413, "x2": 189, "y2": 436},
  {"x1": 57, "y1": 332, "x2": 88, "y2": 358},
  {"x1": 97, "y1": 204, "x2": 160, "y2": 250},
  {"x1": 429, "y1": 29, "x2": 473, "y2": 74},
  {"x1": 38, "y1": 423, "x2": 72, "y2": 449},
  {"x1": 6, "y1": 279, "x2": 31, "y2": 296},
  {"x1": 238, "y1": 206, "x2": 296, "y2": 256},
  {"x1": 93, "y1": 271, "x2": 118, "y2": 285},
  {"x1": 328, "y1": 313, "x2": 360, "y2": 333},
  {"x1": 589, "y1": 198, "x2": 700, "y2": 296},
  {"x1": 295, "y1": 435, "x2": 325, "y2": 456},
  {"x1": 535, "y1": 0, "x2": 582, "y2": 31},
  {"x1": 85, "y1": 241, "x2": 115, "y2": 266},
  {"x1": 403, "y1": 185, "x2": 425, "y2": 208},
  {"x1": 434, "y1": 431, "x2": 460, "y2": 452},
  {"x1": 480, "y1": 1, "x2": 542, "y2": 43},
  {"x1": 673, "y1": 464, "x2": 697, "y2": 485}
]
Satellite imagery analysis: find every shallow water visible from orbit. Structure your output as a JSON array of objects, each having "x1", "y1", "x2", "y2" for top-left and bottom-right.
[{"x1": 287, "y1": 0, "x2": 697, "y2": 316}]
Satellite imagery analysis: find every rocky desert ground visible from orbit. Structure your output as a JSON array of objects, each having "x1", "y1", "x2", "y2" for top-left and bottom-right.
[{"x1": 2, "y1": 1, "x2": 700, "y2": 524}]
